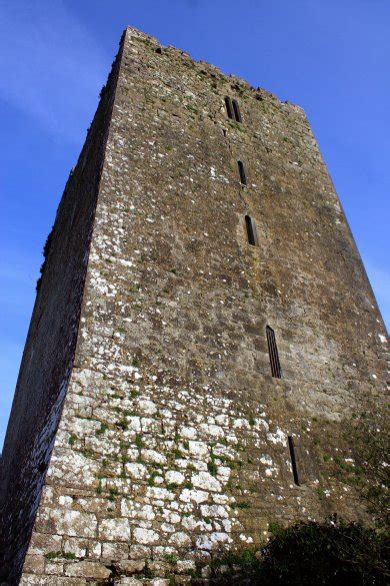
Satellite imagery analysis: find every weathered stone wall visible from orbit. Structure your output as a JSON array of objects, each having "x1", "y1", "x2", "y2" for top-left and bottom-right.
[
  {"x1": 0, "y1": 35, "x2": 125, "y2": 585},
  {"x1": 2, "y1": 26, "x2": 387, "y2": 584}
]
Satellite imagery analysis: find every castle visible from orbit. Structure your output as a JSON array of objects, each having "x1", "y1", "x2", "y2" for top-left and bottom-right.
[{"x1": 0, "y1": 26, "x2": 387, "y2": 584}]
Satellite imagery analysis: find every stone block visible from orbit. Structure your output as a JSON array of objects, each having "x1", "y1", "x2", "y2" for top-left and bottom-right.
[
  {"x1": 22, "y1": 555, "x2": 45, "y2": 574},
  {"x1": 99, "y1": 518, "x2": 131, "y2": 541},
  {"x1": 65, "y1": 560, "x2": 111, "y2": 579}
]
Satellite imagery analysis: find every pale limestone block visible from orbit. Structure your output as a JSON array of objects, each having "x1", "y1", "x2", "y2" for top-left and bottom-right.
[
  {"x1": 188, "y1": 441, "x2": 209, "y2": 458},
  {"x1": 179, "y1": 488, "x2": 208, "y2": 504},
  {"x1": 192, "y1": 471, "x2": 221, "y2": 492},
  {"x1": 99, "y1": 518, "x2": 131, "y2": 541},
  {"x1": 65, "y1": 560, "x2": 111, "y2": 579},
  {"x1": 124, "y1": 462, "x2": 147, "y2": 479},
  {"x1": 200, "y1": 504, "x2": 229, "y2": 518},
  {"x1": 165, "y1": 470, "x2": 185, "y2": 485},
  {"x1": 133, "y1": 527, "x2": 159, "y2": 545},
  {"x1": 169, "y1": 532, "x2": 191, "y2": 547},
  {"x1": 36, "y1": 508, "x2": 97, "y2": 538},
  {"x1": 102, "y1": 541, "x2": 129, "y2": 558}
]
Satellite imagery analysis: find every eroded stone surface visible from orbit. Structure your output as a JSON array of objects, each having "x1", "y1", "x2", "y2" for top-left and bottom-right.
[{"x1": 0, "y1": 24, "x2": 387, "y2": 585}]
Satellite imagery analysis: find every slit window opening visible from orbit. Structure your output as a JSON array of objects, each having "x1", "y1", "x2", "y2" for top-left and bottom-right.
[
  {"x1": 245, "y1": 215, "x2": 258, "y2": 246},
  {"x1": 232, "y1": 99, "x2": 242, "y2": 122},
  {"x1": 266, "y1": 325, "x2": 282, "y2": 378},
  {"x1": 288, "y1": 435, "x2": 301, "y2": 485},
  {"x1": 238, "y1": 160, "x2": 247, "y2": 185},
  {"x1": 225, "y1": 97, "x2": 234, "y2": 119}
]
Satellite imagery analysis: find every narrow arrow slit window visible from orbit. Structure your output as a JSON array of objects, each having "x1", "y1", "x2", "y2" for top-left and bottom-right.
[
  {"x1": 232, "y1": 99, "x2": 242, "y2": 122},
  {"x1": 238, "y1": 160, "x2": 247, "y2": 185},
  {"x1": 245, "y1": 215, "x2": 258, "y2": 246},
  {"x1": 288, "y1": 435, "x2": 301, "y2": 485},
  {"x1": 266, "y1": 325, "x2": 282, "y2": 378},
  {"x1": 225, "y1": 96, "x2": 234, "y2": 120}
]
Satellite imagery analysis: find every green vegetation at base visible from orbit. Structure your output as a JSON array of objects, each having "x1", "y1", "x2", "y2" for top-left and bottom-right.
[{"x1": 204, "y1": 519, "x2": 388, "y2": 585}]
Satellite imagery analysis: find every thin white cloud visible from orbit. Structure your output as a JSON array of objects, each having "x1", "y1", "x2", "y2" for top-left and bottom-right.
[{"x1": 0, "y1": 0, "x2": 108, "y2": 144}]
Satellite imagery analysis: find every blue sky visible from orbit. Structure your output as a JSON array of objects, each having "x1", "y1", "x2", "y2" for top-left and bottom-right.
[{"x1": 0, "y1": 0, "x2": 389, "y2": 449}]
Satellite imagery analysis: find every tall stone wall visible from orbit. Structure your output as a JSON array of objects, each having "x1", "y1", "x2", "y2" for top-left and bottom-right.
[
  {"x1": 1, "y1": 26, "x2": 387, "y2": 584},
  {"x1": 0, "y1": 34, "x2": 125, "y2": 585}
]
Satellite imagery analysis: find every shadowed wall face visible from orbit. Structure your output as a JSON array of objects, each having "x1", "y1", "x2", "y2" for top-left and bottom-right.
[
  {"x1": 0, "y1": 42, "x2": 123, "y2": 583},
  {"x1": 1, "y1": 26, "x2": 387, "y2": 584}
]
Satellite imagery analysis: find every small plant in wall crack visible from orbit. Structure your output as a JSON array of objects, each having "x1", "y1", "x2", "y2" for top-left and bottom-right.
[
  {"x1": 207, "y1": 459, "x2": 218, "y2": 477},
  {"x1": 135, "y1": 434, "x2": 144, "y2": 449}
]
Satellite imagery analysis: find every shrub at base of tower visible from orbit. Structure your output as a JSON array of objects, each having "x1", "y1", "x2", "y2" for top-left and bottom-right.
[{"x1": 205, "y1": 520, "x2": 389, "y2": 585}]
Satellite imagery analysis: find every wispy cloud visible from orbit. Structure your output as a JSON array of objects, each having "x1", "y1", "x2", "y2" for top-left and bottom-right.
[
  {"x1": 0, "y1": 248, "x2": 39, "y2": 451},
  {"x1": 0, "y1": 0, "x2": 108, "y2": 144}
]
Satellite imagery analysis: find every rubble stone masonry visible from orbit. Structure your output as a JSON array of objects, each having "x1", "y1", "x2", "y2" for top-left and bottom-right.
[{"x1": 0, "y1": 26, "x2": 388, "y2": 584}]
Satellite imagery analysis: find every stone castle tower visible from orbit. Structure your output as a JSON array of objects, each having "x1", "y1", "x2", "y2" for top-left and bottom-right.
[{"x1": 0, "y1": 26, "x2": 387, "y2": 584}]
